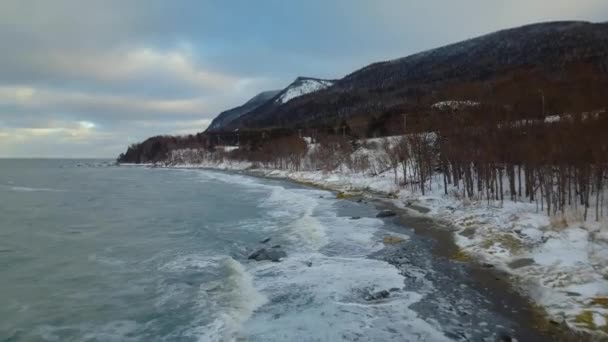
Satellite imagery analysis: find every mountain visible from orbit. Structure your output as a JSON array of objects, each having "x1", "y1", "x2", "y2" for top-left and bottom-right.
[
  {"x1": 205, "y1": 90, "x2": 280, "y2": 132},
  {"x1": 214, "y1": 21, "x2": 608, "y2": 132},
  {"x1": 208, "y1": 77, "x2": 334, "y2": 132},
  {"x1": 120, "y1": 20, "x2": 608, "y2": 163}
]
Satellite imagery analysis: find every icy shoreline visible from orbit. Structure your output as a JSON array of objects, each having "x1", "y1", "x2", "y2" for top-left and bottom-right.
[{"x1": 127, "y1": 159, "x2": 608, "y2": 337}]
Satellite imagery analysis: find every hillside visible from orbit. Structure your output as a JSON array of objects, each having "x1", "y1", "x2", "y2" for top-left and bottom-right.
[
  {"x1": 120, "y1": 20, "x2": 608, "y2": 163},
  {"x1": 218, "y1": 21, "x2": 608, "y2": 132},
  {"x1": 213, "y1": 77, "x2": 334, "y2": 132},
  {"x1": 205, "y1": 90, "x2": 280, "y2": 133}
]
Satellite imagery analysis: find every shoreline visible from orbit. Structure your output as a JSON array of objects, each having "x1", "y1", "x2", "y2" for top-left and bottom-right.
[
  {"x1": 248, "y1": 168, "x2": 588, "y2": 341},
  {"x1": 141, "y1": 163, "x2": 594, "y2": 340}
]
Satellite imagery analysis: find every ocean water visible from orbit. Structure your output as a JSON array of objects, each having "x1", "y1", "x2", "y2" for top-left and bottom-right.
[{"x1": 0, "y1": 160, "x2": 547, "y2": 342}]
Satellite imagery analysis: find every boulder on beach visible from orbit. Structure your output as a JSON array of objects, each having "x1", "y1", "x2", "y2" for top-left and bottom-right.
[
  {"x1": 260, "y1": 237, "x2": 271, "y2": 244},
  {"x1": 376, "y1": 210, "x2": 397, "y2": 218},
  {"x1": 365, "y1": 289, "x2": 390, "y2": 301},
  {"x1": 248, "y1": 248, "x2": 287, "y2": 262}
]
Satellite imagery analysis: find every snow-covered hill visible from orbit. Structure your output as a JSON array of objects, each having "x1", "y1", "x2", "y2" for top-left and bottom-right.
[{"x1": 276, "y1": 77, "x2": 334, "y2": 104}]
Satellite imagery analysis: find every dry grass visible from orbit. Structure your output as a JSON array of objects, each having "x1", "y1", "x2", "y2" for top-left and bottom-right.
[
  {"x1": 451, "y1": 249, "x2": 472, "y2": 262},
  {"x1": 383, "y1": 236, "x2": 404, "y2": 245},
  {"x1": 480, "y1": 233, "x2": 525, "y2": 254}
]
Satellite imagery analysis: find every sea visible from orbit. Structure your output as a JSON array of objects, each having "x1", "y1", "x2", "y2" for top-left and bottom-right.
[{"x1": 0, "y1": 159, "x2": 552, "y2": 342}]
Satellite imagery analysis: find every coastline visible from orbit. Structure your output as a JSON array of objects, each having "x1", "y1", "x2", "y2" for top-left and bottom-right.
[
  {"x1": 247, "y1": 168, "x2": 590, "y2": 341},
  {"x1": 135, "y1": 162, "x2": 600, "y2": 340}
]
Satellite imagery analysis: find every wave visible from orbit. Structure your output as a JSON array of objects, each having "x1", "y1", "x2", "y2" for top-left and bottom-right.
[
  {"x1": 245, "y1": 253, "x2": 445, "y2": 341},
  {"x1": 2, "y1": 184, "x2": 65, "y2": 192},
  {"x1": 196, "y1": 257, "x2": 267, "y2": 342},
  {"x1": 196, "y1": 169, "x2": 331, "y2": 251}
]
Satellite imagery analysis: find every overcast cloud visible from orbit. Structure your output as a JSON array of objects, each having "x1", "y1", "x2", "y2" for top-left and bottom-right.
[{"x1": 1, "y1": 0, "x2": 607, "y2": 158}]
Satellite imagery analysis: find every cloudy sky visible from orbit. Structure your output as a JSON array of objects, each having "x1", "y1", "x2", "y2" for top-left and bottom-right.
[{"x1": 1, "y1": 0, "x2": 607, "y2": 158}]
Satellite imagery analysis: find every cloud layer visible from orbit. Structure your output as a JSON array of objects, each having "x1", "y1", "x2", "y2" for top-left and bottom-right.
[{"x1": 1, "y1": 0, "x2": 606, "y2": 157}]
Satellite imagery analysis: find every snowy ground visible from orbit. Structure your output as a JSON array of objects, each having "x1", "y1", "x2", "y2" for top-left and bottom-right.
[{"x1": 139, "y1": 145, "x2": 608, "y2": 337}]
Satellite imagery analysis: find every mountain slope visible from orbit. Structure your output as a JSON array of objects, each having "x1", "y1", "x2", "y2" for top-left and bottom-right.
[
  {"x1": 221, "y1": 77, "x2": 335, "y2": 130},
  {"x1": 275, "y1": 77, "x2": 334, "y2": 104},
  {"x1": 205, "y1": 90, "x2": 280, "y2": 132},
  {"x1": 218, "y1": 21, "x2": 608, "y2": 131}
]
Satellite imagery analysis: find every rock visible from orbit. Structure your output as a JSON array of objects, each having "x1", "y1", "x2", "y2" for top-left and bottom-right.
[
  {"x1": 549, "y1": 319, "x2": 562, "y2": 326},
  {"x1": 498, "y1": 333, "x2": 515, "y2": 342},
  {"x1": 459, "y1": 227, "x2": 476, "y2": 238},
  {"x1": 305, "y1": 261, "x2": 313, "y2": 267},
  {"x1": 383, "y1": 235, "x2": 403, "y2": 245},
  {"x1": 248, "y1": 248, "x2": 287, "y2": 262},
  {"x1": 259, "y1": 237, "x2": 271, "y2": 244},
  {"x1": 376, "y1": 210, "x2": 397, "y2": 218},
  {"x1": 482, "y1": 263, "x2": 494, "y2": 268},
  {"x1": 356, "y1": 198, "x2": 363, "y2": 203},
  {"x1": 365, "y1": 290, "x2": 390, "y2": 301},
  {"x1": 508, "y1": 258, "x2": 535, "y2": 269},
  {"x1": 350, "y1": 216, "x2": 361, "y2": 220},
  {"x1": 271, "y1": 245, "x2": 281, "y2": 249},
  {"x1": 406, "y1": 204, "x2": 431, "y2": 214}
]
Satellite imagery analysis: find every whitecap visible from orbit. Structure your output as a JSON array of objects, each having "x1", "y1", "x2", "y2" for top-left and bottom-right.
[
  {"x1": 2, "y1": 184, "x2": 65, "y2": 192},
  {"x1": 194, "y1": 257, "x2": 267, "y2": 342}
]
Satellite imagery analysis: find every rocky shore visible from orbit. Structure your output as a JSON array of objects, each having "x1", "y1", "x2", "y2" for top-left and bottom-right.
[{"x1": 123, "y1": 162, "x2": 604, "y2": 340}]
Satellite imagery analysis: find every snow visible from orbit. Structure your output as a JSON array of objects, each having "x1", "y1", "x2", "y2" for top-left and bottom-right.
[
  {"x1": 277, "y1": 79, "x2": 333, "y2": 104},
  {"x1": 126, "y1": 137, "x2": 608, "y2": 337},
  {"x1": 431, "y1": 100, "x2": 480, "y2": 110}
]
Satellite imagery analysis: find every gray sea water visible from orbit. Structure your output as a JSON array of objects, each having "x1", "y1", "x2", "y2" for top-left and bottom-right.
[{"x1": 0, "y1": 160, "x2": 551, "y2": 342}]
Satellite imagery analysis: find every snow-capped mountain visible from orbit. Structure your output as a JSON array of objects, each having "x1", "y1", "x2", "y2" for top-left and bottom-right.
[{"x1": 276, "y1": 77, "x2": 334, "y2": 104}]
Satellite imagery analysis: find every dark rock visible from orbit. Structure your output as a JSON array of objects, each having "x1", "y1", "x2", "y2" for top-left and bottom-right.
[
  {"x1": 350, "y1": 216, "x2": 361, "y2": 220},
  {"x1": 389, "y1": 287, "x2": 400, "y2": 292},
  {"x1": 376, "y1": 210, "x2": 397, "y2": 218},
  {"x1": 508, "y1": 258, "x2": 535, "y2": 269},
  {"x1": 305, "y1": 261, "x2": 313, "y2": 267},
  {"x1": 499, "y1": 333, "x2": 514, "y2": 342},
  {"x1": 565, "y1": 291, "x2": 582, "y2": 297},
  {"x1": 365, "y1": 289, "x2": 390, "y2": 301},
  {"x1": 459, "y1": 227, "x2": 476, "y2": 237},
  {"x1": 248, "y1": 248, "x2": 287, "y2": 262},
  {"x1": 248, "y1": 248, "x2": 264, "y2": 260},
  {"x1": 271, "y1": 245, "x2": 281, "y2": 249},
  {"x1": 259, "y1": 237, "x2": 271, "y2": 244},
  {"x1": 482, "y1": 263, "x2": 494, "y2": 268},
  {"x1": 356, "y1": 199, "x2": 363, "y2": 203}
]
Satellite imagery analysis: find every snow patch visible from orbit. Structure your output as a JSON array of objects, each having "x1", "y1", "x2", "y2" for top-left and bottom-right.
[
  {"x1": 432, "y1": 100, "x2": 480, "y2": 110},
  {"x1": 277, "y1": 79, "x2": 333, "y2": 104}
]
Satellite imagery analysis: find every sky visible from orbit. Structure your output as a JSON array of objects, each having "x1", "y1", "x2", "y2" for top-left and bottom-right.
[{"x1": 1, "y1": 1, "x2": 607, "y2": 158}]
